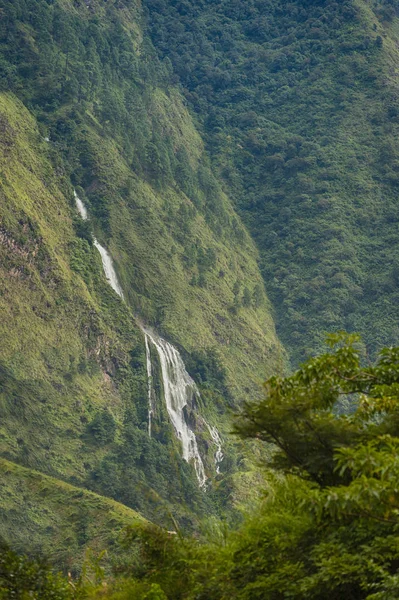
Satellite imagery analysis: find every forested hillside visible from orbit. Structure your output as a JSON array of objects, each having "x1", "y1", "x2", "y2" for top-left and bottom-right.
[
  {"x1": 145, "y1": 0, "x2": 399, "y2": 364},
  {"x1": 0, "y1": 0, "x2": 283, "y2": 563},
  {"x1": 3, "y1": 0, "x2": 399, "y2": 592}
]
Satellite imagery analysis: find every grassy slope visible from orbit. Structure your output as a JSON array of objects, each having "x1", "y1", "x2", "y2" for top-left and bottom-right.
[
  {"x1": 7, "y1": 0, "x2": 284, "y2": 397},
  {"x1": 0, "y1": 91, "x2": 217, "y2": 532},
  {"x1": 0, "y1": 91, "x2": 136, "y2": 480},
  {"x1": 83, "y1": 88, "x2": 283, "y2": 402},
  {"x1": 0, "y1": 458, "x2": 144, "y2": 573}
]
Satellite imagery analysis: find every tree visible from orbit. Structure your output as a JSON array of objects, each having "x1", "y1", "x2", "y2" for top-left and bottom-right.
[
  {"x1": 228, "y1": 333, "x2": 399, "y2": 598},
  {"x1": 87, "y1": 409, "x2": 116, "y2": 444},
  {"x1": 0, "y1": 542, "x2": 73, "y2": 599},
  {"x1": 8, "y1": 335, "x2": 399, "y2": 599},
  {"x1": 237, "y1": 333, "x2": 399, "y2": 483},
  {"x1": 242, "y1": 287, "x2": 252, "y2": 307}
]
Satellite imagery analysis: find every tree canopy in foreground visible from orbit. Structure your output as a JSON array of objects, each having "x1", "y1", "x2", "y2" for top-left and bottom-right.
[{"x1": 3, "y1": 333, "x2": 399, "y2": 599}]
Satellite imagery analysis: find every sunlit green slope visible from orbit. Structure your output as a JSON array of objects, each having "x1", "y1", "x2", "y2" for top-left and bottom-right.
[{"x1": 0, "y1": 458, "x2": 144, "y2": 573}]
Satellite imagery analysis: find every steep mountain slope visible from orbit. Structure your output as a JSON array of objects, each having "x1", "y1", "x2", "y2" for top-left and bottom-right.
[
  {"x1": 0, "y1": 91, "x2": 181, "y2": 527},
  {"x1": 144, "y1": 0, "x2": 399, "y2": 365},
  {"x1": 1, "y1": 458, "x2": 144, "y2": 573},
  {"x1": 0, "y1": 0, "x2": 283, "y2": 556}
]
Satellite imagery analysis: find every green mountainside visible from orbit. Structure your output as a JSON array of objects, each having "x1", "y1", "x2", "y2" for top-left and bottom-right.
[
  {"x1": 5, "y1": 337, "x2": 399, "y2": 599},
  {"x1": 3, "y1": 0, "x2": 399, "y2": 582},
  {"x1": 0, "y1": 457, "x2": 144, "y2": 573},
  {"x1": 145, "y1": 0, "x2": 399, "y2": 365},
  {"x1": 0, "y1": 0, "x2": 283, "y2": 558}
]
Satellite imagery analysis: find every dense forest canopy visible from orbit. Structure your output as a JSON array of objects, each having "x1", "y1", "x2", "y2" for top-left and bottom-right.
[{"x1": 144, "y1": 0, "x2": 399, "y2": 364}]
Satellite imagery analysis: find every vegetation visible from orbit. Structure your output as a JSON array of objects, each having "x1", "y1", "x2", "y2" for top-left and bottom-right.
[
  {"x1": 100, "y1": 334, "x2": 399, "y2": 599},
  {"x1": 0, "y1": 458, "x2": 144, "y2": 574},
  {"x1": 0, "y1": 543, "x2": 74, "y2": 600},
  {"x1": 145, "y1": 0, "x2": 399, "y2": 365},
  {"x1": 0, "y1": 0, "x2": 282, "y2": 394},
  {"x1": 0, "y1": 91, "x2": 202, "y2": 531},
  {"x1": 0, "y1": 0, "x2": 283, "y2": 558},
  {"x1": 4, "y1": 335, "x2": 399, "y2": 598},
  {"x1": 3, "y1": 0, "x2": 399, "y2": 590}
]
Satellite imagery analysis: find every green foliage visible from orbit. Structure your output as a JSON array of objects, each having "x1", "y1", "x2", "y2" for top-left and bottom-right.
[
  {"x1": 94, "y1": 336, "x2": 399, "y2": 599},
  {"x1": 184, "y1": 347, "x2": 233, "y2": 408},
  {"x1": 145, "y1": 0, "x2": 399, "y2": 365},
  {"x1": 0, "y1": 0, "x2": 284, "y2": 556},
  {"x1": 7, "y1": 337, "x2": 399, "y2": 598},
  {"x1": 0, "y1": 457, "x2": 145, "y2": 574},
  {"x1": 0, "y1": 544, "x2": 74, "y2": 600},
  {"x1": 229, "y1": 335, "x2": 399, "y2": 598},
  {"x1": 236, "y1": 332, "x2": 399, "y2": 483},
  {"x1": 87, "y1": 410, "x2": 117, "y2": 445},
  {"x1": 0, "y1": 89, "x2": 223, "y2": 543},
  {"x1": 0, "y1": 0, "x2": 283, "y2": 397}
]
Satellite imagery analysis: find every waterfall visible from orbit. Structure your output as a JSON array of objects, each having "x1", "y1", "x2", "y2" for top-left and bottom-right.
[
  {"x1": 74, "y1": 190, "x2": 88, "y2": 220},
  {"x1": 92, "y1": 240, "x2": 125, "y2": 299},
  {"x1": 144, "y1": 330, "x2": 207, "y2": 488},
  {"x1": 206, "y1": 424, "x2": 224, "y2": 474},
  {"x1": 73, "y1": 190, "x2": 223, "y2": 488},
  {"x1": 73, "y1": 191, "x2": 124, "y2": 299},
  {"x1": 144, "y1": 333, "x2": 154, "y2": 438}
]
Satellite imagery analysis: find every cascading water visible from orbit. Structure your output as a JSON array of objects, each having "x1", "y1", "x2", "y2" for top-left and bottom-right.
[
  {"x1": 73, "y1": 191, "x2": 124, "y2": 299},
  {"x1": 92, "y1": 240, "x2": 125, "y2": 299},
  {"x1": 144, "y1": 333, "x2": 154, "y2": 438},
  {"x1": 74, "y1": 190, "x2": 88, "y2": 220},
  {"x1": 144, "y1": 329, "x2": 207, "y2": 488},
  {"x1": 206, "y1": 424, "x2": 224, "y2": 474},
  {"x1": 73, "y1": 190, "x2": 223, "y2": 487}
]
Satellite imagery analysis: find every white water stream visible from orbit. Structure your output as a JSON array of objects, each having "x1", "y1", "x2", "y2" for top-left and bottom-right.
[
  {"x1": 74, "y1": 190, "x2": 223, "y2": 487},
  {"x1": 144, "y1": 333, "x2": 154, "y2": 438},
  {"x1": 144, "y1": 329, "x2": 207, "y2": 488},
  {"x1": 74, "y1": 191, "x2": 124, "y2": 299},
  {"x1": 206, "y1": 424, "x2": 224, "y2": 474},
  {"x1": 93, "y1": 240, "x2": 125, "y2": 299},
  {"x1": 74, "y1": 190, "x2": 88, "y2": 220}
]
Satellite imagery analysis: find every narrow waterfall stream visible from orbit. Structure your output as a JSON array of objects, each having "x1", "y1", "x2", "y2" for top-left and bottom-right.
[
  {"x1": 206, "y1": 424, "x2": 224, "y2": 474},
  {"x1": 74, "y1": 190, "x2": 88, "y2": 220},
  {"x1": 144, "y1": 333, "x2": 154, "y2": 438},
  {"x1": 74, "y1": 191, "x2": 223, "y2": 487},
  {"x1": 92, "y1": 240, "x2": 125, "y2": 299},
  {"x1": 74, "y1": 192, "x2": 124, "y2": 299}
]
